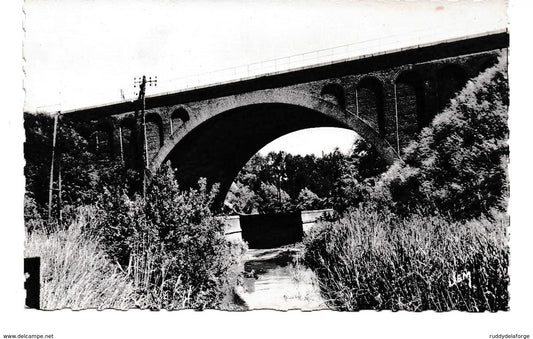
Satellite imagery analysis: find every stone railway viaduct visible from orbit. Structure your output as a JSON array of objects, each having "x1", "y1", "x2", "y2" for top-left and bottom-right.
[{"x1": 58, "y1": 30, "x2": 509, "y2": 205}]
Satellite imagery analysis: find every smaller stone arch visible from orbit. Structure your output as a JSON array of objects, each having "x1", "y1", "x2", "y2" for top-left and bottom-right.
[
  {"x1": 477, "y1": 55, "x2": 498, "y2": 75},
  {"x1": 119, "y1": 116, "x2": 136, "y2": 129},
  {"x1": 436, "y1": 63, "x2": 467, "y2": 110},
  {"x1": 395, "y1": 70, "x2": 426, "y2": 154},
  {"x1": 395, "y1": 70, "x2": 426, "y2": 125},
  {"x1": 89, "y1": 120, "x2": 114, "y2": 158},
  {"x1": 145, "y1": 113, "x2": 164, "y2": 161},
  {"x1": 118, "y1": 116, "x2": 137, "y2": 165},
  {"x1": 320, "y1": 83, "x2": 346, "y2": 110},
  {"x1": 170, "y1": 107, "x2": 190, "y2": 135},
  {"x1": 356, "y1": 76, "x2": 386, "y2": 137}
]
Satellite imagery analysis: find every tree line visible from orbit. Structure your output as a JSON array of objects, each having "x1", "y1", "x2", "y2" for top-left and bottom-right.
[{"x1": 224, "y1": 139, "x2": 388, "y2": 215}]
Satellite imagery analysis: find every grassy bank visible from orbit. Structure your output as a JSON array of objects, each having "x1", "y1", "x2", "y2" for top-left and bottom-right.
[
  {"x1": 304, "y1": 207, "x2": 509, "y2": 311},
  {"x1": 23, "y1": 163, "x2": 247, "y2": 310},
  {"x1": 24, "y1": 220, "x2": 136, "y2": 310},
  {"x1": 302, "y1": 56, "x2": 511, "y2": 312},
  {"x1": 24, "y1": 206, "x2": 245, "y2": 310}
]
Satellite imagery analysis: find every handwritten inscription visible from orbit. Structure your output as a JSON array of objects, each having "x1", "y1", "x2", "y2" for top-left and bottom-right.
[{"x1": 448, "y1": 270, "x2": 472, "y2": 288}]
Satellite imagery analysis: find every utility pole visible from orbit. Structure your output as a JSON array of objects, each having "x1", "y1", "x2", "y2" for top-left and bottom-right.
[
  {"x1": 134, "y1": 75, "x2": 157, "y2": 199},
  {"x1": 47, "y1": 112, "x2": 60, "y2": 222},
  {"x1": 393, "y1": 83, "x2": 401, "y2": 156}
]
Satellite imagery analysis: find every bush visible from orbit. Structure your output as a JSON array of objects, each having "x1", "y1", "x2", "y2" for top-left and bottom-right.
[
  {"x1": 24, "y1": 113, "x2": 240, "y2": 309},
  {"x1": 225, "y1": 181, "x2": 259, "y2": 214},
  {"x1": 24, "y1": 213, "x2": 136, "y2": 310},
  {"x1": 24, "y1": 193, "x2": 46, "y2": 233},
  {"x1": 256, "y1": 182, "x2": 295, "y2": 214},
  {"x1": 96, "y1": 163, "x2": 240, "y2": 309},
  {"x1": 374, "y1": 56, "x2": 509, "y2": 220},
  {"x1": 297, "y1": 187, "x2": 323, "y2": 210},
  {"x1": 304, "y1": 207, "x2": 509, "y2": 311},
  {"x1": 326, "y1": 138, "x2": 387, "y2": 213}
]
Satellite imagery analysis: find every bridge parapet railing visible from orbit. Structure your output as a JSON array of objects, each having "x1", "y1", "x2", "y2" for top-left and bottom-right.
[{"x1": 155, "y1": 25, "x2": 503, "y2": 95}]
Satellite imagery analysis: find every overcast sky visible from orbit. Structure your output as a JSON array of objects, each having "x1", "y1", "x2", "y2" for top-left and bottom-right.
[{"x1": 23, "y1": 0, "x2": 508, "y2": 155}]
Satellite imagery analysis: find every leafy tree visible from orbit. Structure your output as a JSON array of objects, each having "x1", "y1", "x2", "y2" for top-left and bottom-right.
[
  {"x1": 24, "y1": 113, "x2": 141, "y2": 228},
  {"x1": 374, "y1": 55, "x2": 508, "y2": 220},
  {"x1": 329, "y1": 138, "x2": 388, "y2": 213},
  {"x1": 24, "y1": 113, "x2": 55, "y2": 211},
  {"x1": 98, "y1": 163, "x2": 239, "y2": 309},
  {"x1": 296, "y1": 187, "x2": 323, "y2": 210},
  {"x1": 24, "y1": 193, "x2": 46, "y2": 233},
  {"x1": 257, "y1": 182, "x2": 294, "y2": 214},
  {"x1": 225, "y1": 181, "x2": 259, "y2": 214},
  {"x1": 24, "y1": 116, "x2": 240, "y2": 309},
  {"x1": 329, "y1": 159, "x2": 365, "y2": 213},
  {"x1": 348, "y1": 137, "x2": 388, "y2": 180},
  {"x1": 226, "y1": 138, "x2": 388, "y2": 214}
]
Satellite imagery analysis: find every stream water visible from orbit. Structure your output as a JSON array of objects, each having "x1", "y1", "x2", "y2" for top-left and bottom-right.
[{"x1": 235, "y1": 245, "x2": 328, "y2": 310}]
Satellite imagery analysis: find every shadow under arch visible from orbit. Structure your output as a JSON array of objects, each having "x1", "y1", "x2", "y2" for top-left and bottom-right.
[{"x1": 148, "y1": 89, "x2": 399, "y2": 206}]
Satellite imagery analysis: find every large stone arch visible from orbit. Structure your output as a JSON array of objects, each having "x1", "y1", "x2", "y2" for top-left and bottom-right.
[{"x1": 148, "y1": 89, "x2": 398, "y2": 205}]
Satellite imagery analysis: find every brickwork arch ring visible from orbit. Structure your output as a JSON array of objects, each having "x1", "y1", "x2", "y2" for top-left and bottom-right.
[{"x1": 148, "y1": 88, "x2": 400, "y2": 175}]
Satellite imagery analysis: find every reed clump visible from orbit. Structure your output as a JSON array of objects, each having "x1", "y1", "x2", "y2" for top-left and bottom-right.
[
  {"x1": 24, "y1": 216, "x2": 136, "y2": 310},
  {"x1": 304, "y1": 207, "x2": 509, "y2": 311}
]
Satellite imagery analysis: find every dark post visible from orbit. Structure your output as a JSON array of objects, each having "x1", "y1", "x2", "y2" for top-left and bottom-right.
[
  {"x1": 58, "y1": 151, "x2": 62, "y2": 223},
  {"x1": 24, "y1": 257, "x2": 40, "y2": 310}
]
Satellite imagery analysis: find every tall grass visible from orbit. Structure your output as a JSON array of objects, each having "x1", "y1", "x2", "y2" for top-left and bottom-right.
[
  {"x1": 123, "y1": 226, "x2": 247, "y2": 310},
  {"x1": 304, "y1": 207, "x2": 509, "y2": 311},
  {"x1": 24, "y1": 217, "x2": 136, "y2": 310},
  {"x1": 24, "y1": 205, "x2": 246, "y2": 310}
]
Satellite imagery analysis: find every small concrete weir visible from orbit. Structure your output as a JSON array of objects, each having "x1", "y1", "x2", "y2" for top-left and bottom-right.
[
  {"x1": 224, "y1": 210, "x2": 332, "y2": 310},
  {"x1": 240, "y1": 212, "x2": 303, "y2": 249}
]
